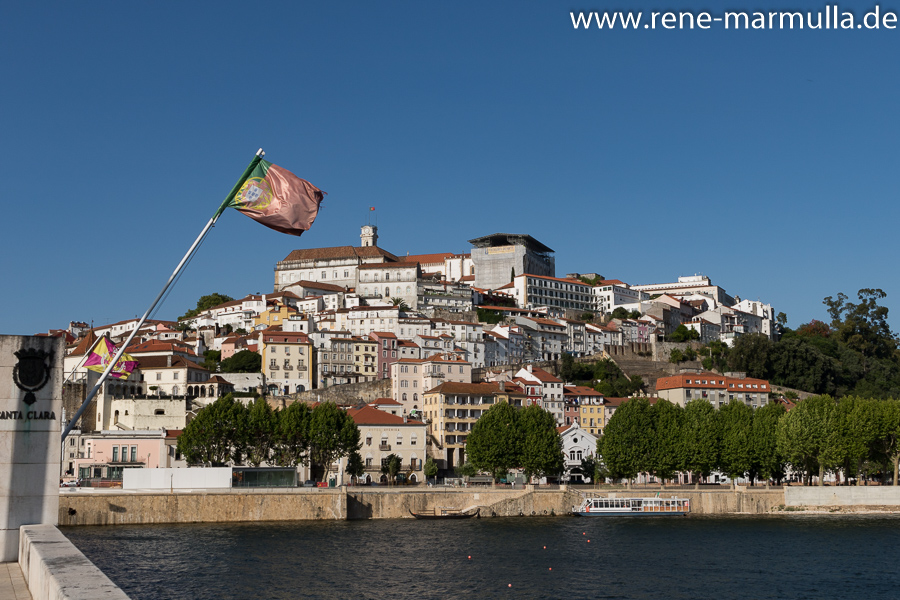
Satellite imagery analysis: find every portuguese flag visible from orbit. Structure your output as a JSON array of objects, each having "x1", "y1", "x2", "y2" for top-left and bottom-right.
[{"x1": 223, "y1": 158, "x2": 325, "y2": 237}]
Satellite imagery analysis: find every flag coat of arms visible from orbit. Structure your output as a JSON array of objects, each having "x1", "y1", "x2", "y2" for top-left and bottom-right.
[
  {"x1": 229, "y1": 159, "x2": 325, "y2": 236},
  {"x1": 84, "y1": 337, "x2": 138, "y2": 380}
]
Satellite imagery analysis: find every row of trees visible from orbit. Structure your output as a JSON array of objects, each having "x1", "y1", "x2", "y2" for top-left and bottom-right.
[
  {"x1": 177, "y1": 395, "x2": 360, "y2": 482},
  {"x1": 465, "y1": 402, "x2": 564, "y2": 481},
  {"x1": 600, "y1": 395, "x2": 900, "y2": 486}
]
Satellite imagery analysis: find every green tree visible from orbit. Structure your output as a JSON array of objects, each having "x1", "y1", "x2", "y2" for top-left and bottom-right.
[
  {"x1": 390, "y1": 297, "x2": 410, "y2": 312},
  {"x1": 611, "y1": 307, "x2": 630, "y2": 320},
  {"x1": 518, "y1": 404, "x2": 564, "y2": 481},
  {"x1": 308, "y1": 402, "x2": 361, "y2": 483},
  {"x1": 381, "y1": 453, "x2": 402, "y2": 485},
  {"x1": 669, "y1": 349, "x2": 684, "y2": 364},
  {"x1": 177, "y1": 394, "x2": 246, "y2": 466},
  {"x1": 346, "y1": 451, "x2": 365, "y2": 484},
  {"x1": 179, "y1": 293, "x2": 234, "y2": 321},
  {"x1": 824, "y1": 288, "x2": 898, "y2": 366},
  {"x1": 424, "y1": 456, "x2": 438, "y2": 483},
  {"x1": 871, "y1": 399, "x2": 900, "y2": 486},
  {"x1": 273, "y1": 402, "x2": 312, "y2": 467},
  {"x1": 749, "y1": 402, "x2": 786, "y2": 486},
  {"x1": 244, "y1": 397, "x2": 277, "y2": 466},
  {"x1": 728, "y1": 334, "x2": 773, "y2": 379},
  {"x1": 776, "y1": 395, "x2": 836, "y2": 485},
  {"x1": 669, "y1": 324, "x2": 699, "y2": 342},
  {"x1": 201, "y1": 350, "x2": 221, "y2": 372},
  {"x1": 680, "y1": 399, "x2": 720, "y2": 488},
  {"x1": 220, "y1": 350, "x2": 262, "y2": 373},
  {"x1": 717, "y1": 401, "x2": 754, "y2": 484},
  {"x1": 580, "y1": 455, "x2": 598, "y2": 484},
  {"x1": 455, "y1": 462, "x2": 477, "y2": 479},
  {"x1": 599, "y1": 397, "x2": 655, "y2": 484},
  {"x1": 466, "y1": 401, "x2": 522, "y2": 480},
  {"x1": 652, "y1": 400, "x2": 684, "y2": 483},
  {"x1": 823, "y1": 396, "x2": 878, "y2": 485}
]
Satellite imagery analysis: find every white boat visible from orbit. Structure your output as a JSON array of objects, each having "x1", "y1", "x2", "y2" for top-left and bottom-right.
[{"x1": 573, "y1": 496, "x2": 690, "y2": 516}]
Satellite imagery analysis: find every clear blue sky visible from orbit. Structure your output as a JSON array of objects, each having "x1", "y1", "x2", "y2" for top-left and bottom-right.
[{"x1": 2, "y1": 1, "x2": 898, "y2": 335}]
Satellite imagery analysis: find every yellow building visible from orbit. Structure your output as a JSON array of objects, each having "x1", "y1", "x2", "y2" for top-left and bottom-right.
[
  {"x1": 352, "y1": 336, "x2": 378, "y2": 382},
  {"x1": 260, "y1": 330, "x2": 313, "y2": 394},
  {"x1": 253, "y1": 304, "x2": 299, "y2": 329},
  {"x1": 423, "y1": 381, "x2": 527, "y2": 468}
]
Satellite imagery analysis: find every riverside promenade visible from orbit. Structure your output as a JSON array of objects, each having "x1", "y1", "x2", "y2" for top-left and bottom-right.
[{"x1": 0, "y1": 562, "x2": 31, "y2": 599}]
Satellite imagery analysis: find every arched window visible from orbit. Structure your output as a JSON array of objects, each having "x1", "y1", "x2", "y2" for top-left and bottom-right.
[
  {"x1": 413, "y1": 393, "x2": 418, "y2": 403},
  {"x1": 385, "y1": 287, "x2": 390, "y2": 297},
  {"x1": 402, "y1": 393, "x2": 408, "y2": 401},
  {"x1": 396, "y1": 287, "x2": 401, "y2": 295},
  {"x1": 172, "y1": 386, "x2": 179, "y2": 395},
  {"x1": 406, "y1": 286, "x2": 411, "y2": 294}
]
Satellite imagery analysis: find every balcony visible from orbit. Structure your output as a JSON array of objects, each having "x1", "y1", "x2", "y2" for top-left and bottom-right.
[
  {"x1": 379, "y1": 444, "x2": 391, "y2": 451},
  {"x1": 296, "y1": 366, "x2": 307, "y2": 372},
  {"x1": 283, "y1": 365, "x2": 293, "y2": 371},
  {"x1": 269, "y1": 364, "x2": 279, "y2": 370}
]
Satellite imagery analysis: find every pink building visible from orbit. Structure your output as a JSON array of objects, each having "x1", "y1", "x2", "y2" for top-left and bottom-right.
[
  {"x1": 73, "y1": 430, "x2": 184, "y2": 484},
  {"x1": 369, "y1": 331, "x2": 398, "y2": 380}
]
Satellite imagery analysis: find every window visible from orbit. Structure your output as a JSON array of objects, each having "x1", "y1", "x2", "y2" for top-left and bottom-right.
[
  {"x1": 156, "y1": 373, "x2": 162, "y2": 381},
  {"x1": 112, "y1": 446, "x2": 118, "y2": 462},
  {"x1": 131, "y1": 446, "x2": 137, "y2": 462},
  {"x1": 322, "y1": 271, "x2": 327, "y2": 278},
  {"x1": 173, "y1": 372, "x2": 179, "y2": 380}
]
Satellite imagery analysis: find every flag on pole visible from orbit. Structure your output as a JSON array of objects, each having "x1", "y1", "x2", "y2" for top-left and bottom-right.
[
  {"x1": 370, "y1": 207, "x2": 375, "y2": 211},
  {"x1": 228, "y1": 159, "x2": 325, "y2": 236},
  {"x1": 84, "y1": 337, "x2": 138, "y2": 380}
]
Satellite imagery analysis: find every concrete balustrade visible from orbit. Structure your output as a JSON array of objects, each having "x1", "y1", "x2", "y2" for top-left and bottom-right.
[{"x1": 18, "y1": 524, "x2": 129, "y2": 600}]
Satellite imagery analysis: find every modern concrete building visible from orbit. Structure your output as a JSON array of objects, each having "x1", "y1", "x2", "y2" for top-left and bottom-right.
[{"x1": 469, "y1": 233, "x2": 555, "y2": 291}]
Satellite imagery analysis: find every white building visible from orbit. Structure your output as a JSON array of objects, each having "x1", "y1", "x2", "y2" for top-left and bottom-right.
[
  {"x1": 590, "y1": 279, "x2": 649, "y2": 314},
  {"x1": 558, "y1": 421, "x2": 599, "y2": 483},
  {"x1": 509, "y1": 274, "x2": 593, "y2": 313}
]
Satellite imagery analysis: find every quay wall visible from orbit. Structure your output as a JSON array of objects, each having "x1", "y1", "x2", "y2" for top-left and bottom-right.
[
  {"x1": 60, "y1": 487, "x2": 787, "y2": 525},
  {"x1": 59, "y1": 489, "x2": 346, "y2": 527},
  {"x1": 784, "y1": 486, "x2": 900, "y2": 507}
]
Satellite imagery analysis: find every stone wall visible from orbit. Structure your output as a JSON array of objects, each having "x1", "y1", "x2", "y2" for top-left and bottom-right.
[
  {"x1": 784, "y1": 486, "x2": 900, "y2": 507},
  {"x1": 59, "y1": 489, "x2": 346, "y2": 526},
  {"x1": 60, "y1": 487, "x2": 789, "y2": 525},
  {"x1": 270, "y1": 379, "x2": 392, "y2": 409}
]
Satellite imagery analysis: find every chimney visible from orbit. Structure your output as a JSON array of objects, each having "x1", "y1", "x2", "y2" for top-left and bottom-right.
[
  {"x1": 527, "y1": 364, "x2": 533, "y2": 373},
  {"x1": 167, "y1": 355, "x2": 172, "y2": 367},
  {"x1": 500, "y1": 381, "x2": 505, "y2": 392},
  {"x1": 403, "y1": 415, "x2": 408, "y2": 423}
]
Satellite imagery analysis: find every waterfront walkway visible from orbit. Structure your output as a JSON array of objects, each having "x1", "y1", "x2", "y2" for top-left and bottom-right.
[{"x1": 0, "y1": 562, "x2": 32, "y2": 599}]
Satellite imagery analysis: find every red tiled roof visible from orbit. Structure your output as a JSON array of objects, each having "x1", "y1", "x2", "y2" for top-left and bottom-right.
[
  {"x1": 285, "y1": 280, "x2": 348, "y2": 293},
  {"x1": 656, "y1": 373, "x2": 770, "y2": 391},
  {"x1": 281, "y1": 246, "x2": 399, "y2": 263},
  {"x1": 348, "y1": 405, "x2": 423, "y2": 425}
]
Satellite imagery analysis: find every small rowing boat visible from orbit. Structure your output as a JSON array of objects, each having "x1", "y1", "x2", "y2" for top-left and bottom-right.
[{"x1": 409, "y1": 507, "x2": 480, "y2": 519}]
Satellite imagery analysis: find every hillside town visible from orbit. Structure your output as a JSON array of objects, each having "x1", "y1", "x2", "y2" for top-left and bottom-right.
[{"x1": 50, "y1": 226, "x2": 782, "y2": 486}]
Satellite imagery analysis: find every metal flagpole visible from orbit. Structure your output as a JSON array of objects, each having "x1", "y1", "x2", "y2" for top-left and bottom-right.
[{"x1": 61, "y1": 149, "x2": 266, "y2": 441}]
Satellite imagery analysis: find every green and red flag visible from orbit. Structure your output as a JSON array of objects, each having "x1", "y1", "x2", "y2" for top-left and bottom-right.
[{"x1": 222, "y1": 158, "x2": 325, "y2": 236}]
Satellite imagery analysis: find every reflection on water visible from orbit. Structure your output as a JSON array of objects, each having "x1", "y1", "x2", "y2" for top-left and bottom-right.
[{"x1": 63, "y1": 515, "x2": 900, "y2": 600}]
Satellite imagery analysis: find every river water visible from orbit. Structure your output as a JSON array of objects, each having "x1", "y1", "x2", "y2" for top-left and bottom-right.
[{"x1": 62, "y1": 515, "x2": 900, "y2": 600}]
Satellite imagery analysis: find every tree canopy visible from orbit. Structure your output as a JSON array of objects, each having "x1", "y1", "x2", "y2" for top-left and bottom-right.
[
  {"x1": 220, "y1": 350, "x2": 262, "y2": 373},
  {"x1": 179, "y1": 293, "x2": 234, "y2": 321}
]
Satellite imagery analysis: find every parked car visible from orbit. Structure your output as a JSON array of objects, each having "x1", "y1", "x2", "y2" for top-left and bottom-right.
[
  {"x1": 60, "y1": 479, "x2": 81, "y2": 488},
  {"x1": 302, "y1": 480, "x2": 316, "y2": 487}
]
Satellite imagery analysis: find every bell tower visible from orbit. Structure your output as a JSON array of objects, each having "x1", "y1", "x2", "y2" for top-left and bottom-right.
[{"x1": 361, "y1": 225, "x2": 378, "y2": 248}]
